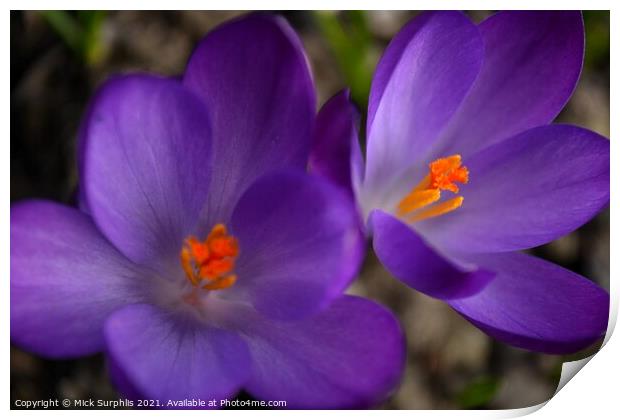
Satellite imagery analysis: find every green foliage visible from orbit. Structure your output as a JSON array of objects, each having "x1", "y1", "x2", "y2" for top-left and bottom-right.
[
  {"x1": 456, "y1": 376, "x2": 500, "y2": 408},
  {"x1": 583, "y1": 11, "x2": 610, "y2": 74},
  {"x1": 314, "y1": 11, "x2": 375, "y2": 109},
  {"x1": 40, "y1": 11, "x2": 107, "y2": 65}
]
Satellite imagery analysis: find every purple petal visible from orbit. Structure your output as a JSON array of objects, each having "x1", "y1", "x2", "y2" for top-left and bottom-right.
[
  {"x1": 11, "y1": 201, "x2": 143, "y2": 358},
  {"x1": 241, "y1": 295, "x2": 405, "y2": 408},
  {"x1": 183, "y1": 13, "x2": 316, "y2": 226},
  {"x1": 417, "y1": 125, "x2": 610, "y2": 254},
  {"x1": 371, "y1": 210, "x2": 493, "y2": 299},
  {"x1": 433, "y1": 11, "x2": 585, "y2": 157},
  {"x1": 448, "y1": 252, "x2": 609, "y2": 354},
  {"x1": 230, "y1": 170, "x2": 364, "y2": 320},
  {"x1": 80, "y1": 75, "x2": 212, "y2": 271},
  {"x1": 309, "y1": 90, "x2": 363, "y2": 197},
  {"x1": 107, "y1": 353, "x2": 145, "y2": 402},
  {"x1": 364, "y1": 11, "x2": 483, "y2": 194},
  {"x1": 104, "y1": 304, "x2": 251, "y2": 402}
]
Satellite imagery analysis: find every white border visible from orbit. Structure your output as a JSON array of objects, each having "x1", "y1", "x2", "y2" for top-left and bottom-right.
[{"x1": 4, "y1": 2, "x2": 618, "y2": 418}]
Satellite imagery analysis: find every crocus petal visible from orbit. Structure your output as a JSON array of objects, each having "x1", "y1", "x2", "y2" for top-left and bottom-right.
[
  {"x1": 240, "y1": 295, "x2": 405, "y2": 408},
  {"x1": 230, "y1": 170, "x2": 364, "y2": 320},
  {"x1": 11, "y1": 201, "x2": 143, "y2": 358},
  {"x1": 104, "y1": 304, "x2": 251, "y2": 402},
  {"x1": 309, "y1": 90, "x2": 363, "y2": 197},
  {"x1": 448, "y1": 252, "x2": 609, "y2": 354},
  {"x1": 80, "y1": 75, "x2": 212, "y2": 271},
  {"x1": 363, "y1": 11, "x2": 483, "y2": 199},
  {"x1": 107, "y1": 354, "x2": 145, "y2": 401},
  {"x1": 183, "y1": 13, "x2": 316, "y2": 226},
  {"x1": 433, "y1": 11, "x2": 585, "y2": 156},
  {"x1": 370, "y1": 210, "x2": 493, "y2": 300},
  {"x1": 417, "y1": 125, "x2": 610, "y2": 254}
]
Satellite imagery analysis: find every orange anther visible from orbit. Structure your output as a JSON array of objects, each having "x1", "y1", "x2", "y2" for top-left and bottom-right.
[
  {"x1": 396, "y1": 155, "x2": 469, "y2": 222},
  {"x1": 429, "y1": 155, "x2": 469, "y2": 193},
  {"x1": 188, "y1": 237, "x2": 210, "y2": 265},
  {"x1": 199, "y1": 258, "x2": 235, "y2": 280},
  {"x1": 209, "y1": 236, "x2": 238, "y2": 258},
  {"x1": 180, "y1": 224, "x2": 239, "y2": 291}
]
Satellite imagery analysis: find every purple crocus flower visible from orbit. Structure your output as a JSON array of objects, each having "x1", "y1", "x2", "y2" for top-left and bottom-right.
[
  {"x1": 311, "y1": 10, "x2": 610, "y2": 354},
  {"x1": 11, "y1": 14, "x2": 405, "y2": 408}
]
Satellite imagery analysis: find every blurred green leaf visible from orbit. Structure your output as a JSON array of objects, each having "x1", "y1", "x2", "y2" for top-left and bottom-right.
[
  {"x1": 314, "y1": 10, "x2": 375, "y2": 109},
  {"x1": 583, "y1": 11, "x2": 610, "y2": 75},
  {"x1": 456, "y1": 376, "x2": 500, "y2": 409},
  {"x1": 39, "y1": 10, "x2": 107, "y2": 65},
  {"x1": 40, "y1": 11, "x2": 83, "y2": 53},
  {"x1": 78, "y1": 11, "x2": 107, "y2": 64}
]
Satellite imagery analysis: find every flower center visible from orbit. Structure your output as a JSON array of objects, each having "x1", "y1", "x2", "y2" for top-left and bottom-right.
[
  {"x1": 396, "y1": 154, "x2": 469, "y2": 222},
  {"x1": 180, "y1": 224, "x2": 239, "y2": 291}
]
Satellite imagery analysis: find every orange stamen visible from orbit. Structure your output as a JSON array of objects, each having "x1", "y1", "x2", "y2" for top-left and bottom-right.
[
  {"x1": 396, "y1": 155, "x2": 469, "y2": 222},
  {"x1": 180, "y1": 224, "x2": 239, "y2": 291},
  {"x1": 397, "y1": 189, "x2": 440, "y2": 215},
  {"x1": 407, "y1": 196, "x2": 464, "y2": 223}
]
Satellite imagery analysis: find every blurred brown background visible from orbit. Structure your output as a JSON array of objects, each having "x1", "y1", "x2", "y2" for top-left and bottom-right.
[{"x1": 10, "y1": 10, "x2": 610, "y2": 409}]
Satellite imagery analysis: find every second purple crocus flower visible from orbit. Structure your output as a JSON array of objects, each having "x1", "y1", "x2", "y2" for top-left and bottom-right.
[
  {"x1": 311, "y1": 10, "x2": 610, "y2": 354},
  {"x1": 11, "y1": 14, "x2": 405, "y2": 408}
]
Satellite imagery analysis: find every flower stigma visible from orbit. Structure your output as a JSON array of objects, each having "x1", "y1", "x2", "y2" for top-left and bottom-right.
[
  {"x1": 180, "y1": 224, "x2": 239, "y2": 291},
  {"x1": 396, "y1": 155, "x2": 469, "y2": 223}
]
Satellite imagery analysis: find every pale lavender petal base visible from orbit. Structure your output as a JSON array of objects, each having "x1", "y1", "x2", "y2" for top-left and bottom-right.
[{"x1": 364, "y1": 11, "x2": 483, "y2": 193}]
